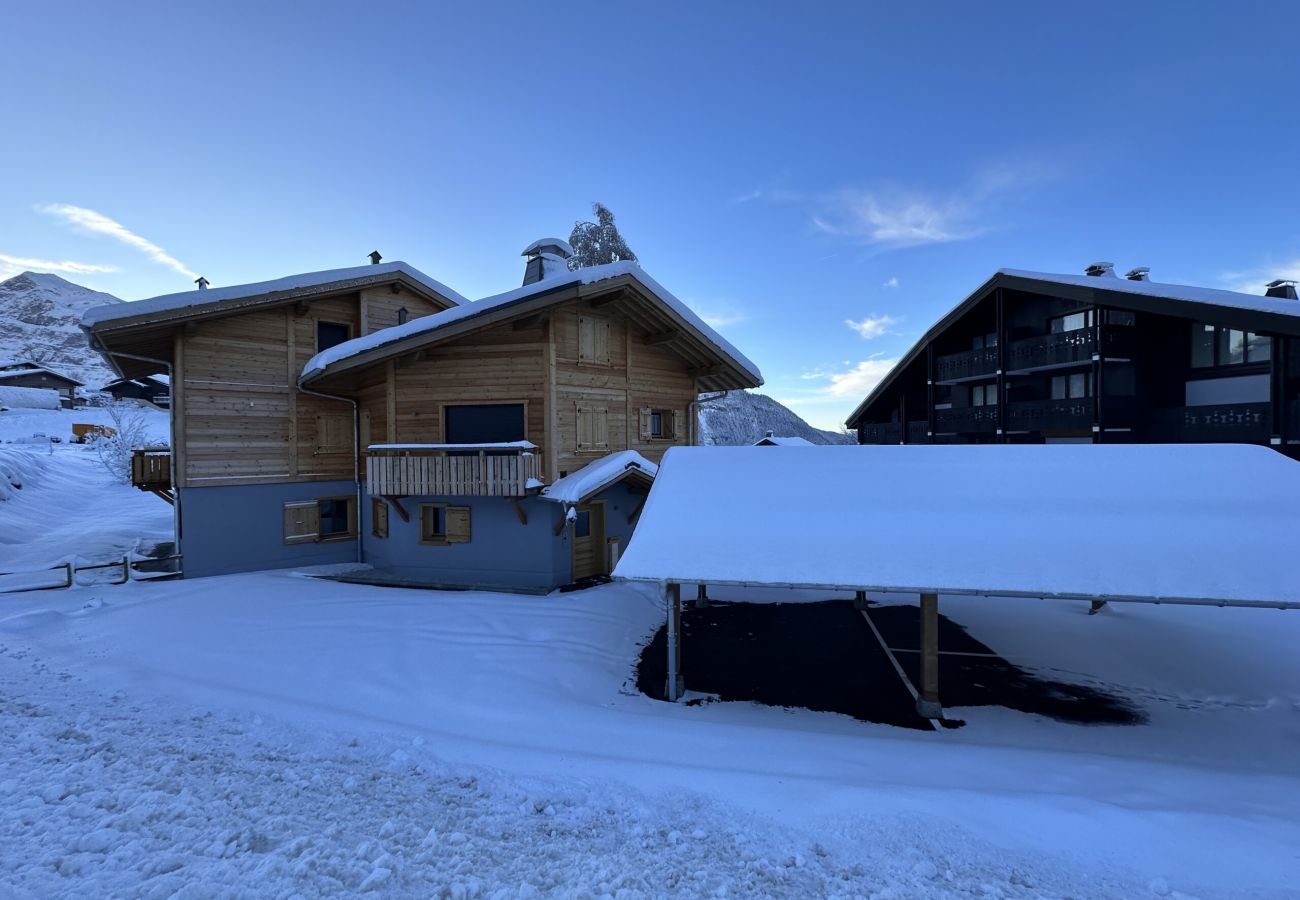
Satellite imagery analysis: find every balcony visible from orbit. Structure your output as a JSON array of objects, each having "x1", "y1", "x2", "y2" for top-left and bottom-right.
[
  {"x1": 1148, "y1": 403, "x2": 1271, "y2": 443},
  {"x1": 1005, "y1": 326, "x2": 1135, "y2": 373},
  {"x1": 934, "y1": 406, "x2": 998, "y2": 434},
  {"x1": 1006, "y1": 398, "x2": 1094, "y2": 432},
  {"x1": 858, "y1": 422, "x2": 901, "y2": 444},
  {"x1": 130, "y1": 448, "x2": 174, "y2": 504},
  {"x1": 366, "y1": 443, "x2": 542, "y2": 497},
  {"x1": 934, "y1": 346, "x2": 998, "y2": 382}
]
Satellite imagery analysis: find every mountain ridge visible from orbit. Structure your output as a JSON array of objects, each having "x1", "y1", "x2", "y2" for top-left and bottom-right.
[{"x1": 0, "y1": 271, "x2": 124, "y2": 389}]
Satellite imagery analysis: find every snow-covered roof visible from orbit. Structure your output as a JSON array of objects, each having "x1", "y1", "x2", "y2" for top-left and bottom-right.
[
  {"x1": 615, "y1": 444, "x2": 1300, "y2": 607},
  {"x1": 753, "y1": 435, "x2": 814, "y2": 446},
  {"x1": 301, "y1": 261, "x2": 763, "y2": 385},
  {"x1": 999, "y1": 268, "x2": 1300, "y2": 319},
  {"x1": 81, "y1": 262, "x2": 469, "y2": 328},
  {"x1": 541, "y1": 450, "x2": 658, "y2": 505},
  {"x1": 0, "y1": 366, "x2": 83, "y2": 385}
]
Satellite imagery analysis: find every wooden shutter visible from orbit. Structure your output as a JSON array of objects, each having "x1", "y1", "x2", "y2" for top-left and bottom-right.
[
  {"x1": 638, "y1": 407, "x2": 653, "y2": 441},
  {"x1": 446, "y1": 506, "x2": 472, "y2": 543},
  {"x1": 283, "y1": 501, "x2": 319, "y2": 544},
  {"x1": 663, "y1": 409, "x2": 677, "y2": 440},
  {"x1": 593, "y1": 408, "x2": 609, "y2": 449},
  {"x1": 315, "y1": 413, "x2": 350, "y2": 454},
  {"x1": 594, "y1": 319, "x2": 610, "y2": 363},
  {"x1": 576, "y1": 405, "x2": 591, "y2": 451},
  {"x1": 578, "y1": 316, "x2": 595, "y2": 363},
  {"x1": 372, "y1": 498, "x2": 388, "y2": 539}
]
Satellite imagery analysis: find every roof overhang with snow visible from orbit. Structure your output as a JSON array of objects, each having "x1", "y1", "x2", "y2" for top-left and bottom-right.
[
  {"x1": 846, "y1": 269, "x2": 1300, "y2": 428},
  {"x1": 541, "y1": 450, "x2": 658, "y2": 505},
  {"x1": 0, "y1": 366, "x2": 83, "y2": 386},
  {"x1": 80, "y1": 262, "x2": 468, "y2": 381},
  {"x1": 300, "y1": 262, "x2": 763, "y2": 394},
  {"x1": 614, "y1": 444, "x2": 1300, "y2": 609}
]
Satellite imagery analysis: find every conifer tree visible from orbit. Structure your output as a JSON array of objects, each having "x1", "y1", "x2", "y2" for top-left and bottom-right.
[{"x1": 567, "y1": 203, "x2": 637, "y2": 270}]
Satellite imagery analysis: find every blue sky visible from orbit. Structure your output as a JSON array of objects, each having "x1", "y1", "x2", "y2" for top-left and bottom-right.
[{"x1": 3, "y1": 1, "x2": 1299, "y2": 429}]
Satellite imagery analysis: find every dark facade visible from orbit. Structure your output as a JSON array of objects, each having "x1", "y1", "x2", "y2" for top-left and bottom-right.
[
  {"x1": 847, "y1": 268, "x2": 1300, "y2": 459},
  {"x1": 103, "y1": 376, "x2": 171, "y2": 408}
]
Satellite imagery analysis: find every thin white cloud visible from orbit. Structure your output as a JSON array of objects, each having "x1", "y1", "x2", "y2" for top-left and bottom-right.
[
  {"x1": 824, "y1": 358, "x2": 900, "y2": 397},
  {"x1": 882, "y1": 276, "x2": 899, "y2": 289},
  {"x1": 1220, "y1": 259, "x2": 1300, "y2": 296},
  {"x1": 691, "y1": 299, "x2": 750, "y2": 329},
  {"x1": 0, "y1": 254, "x2": 117, "y2": 276},
  {"x1": 39, "y1": 204, "x2": 197, "y2": 279},
  {"x1": 813, "y1": 188, "x2": 978, "y2": 248},
  {"x1": 845, "y1": 314, "x2": 899, "y2": 340}
]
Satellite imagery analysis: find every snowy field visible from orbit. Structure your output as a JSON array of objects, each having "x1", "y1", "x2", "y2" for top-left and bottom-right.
[{"x1": 1, "y1": 435, "x2": 1299, "y2": 897}]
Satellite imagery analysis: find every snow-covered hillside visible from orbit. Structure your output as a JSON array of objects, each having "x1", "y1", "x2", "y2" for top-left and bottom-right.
[
  {"x1": 0, "y1": 272, "x2": 123, "y2": 390},
  {"x1": 699, "y1": 390, "x2": 853, "y2": 446}
]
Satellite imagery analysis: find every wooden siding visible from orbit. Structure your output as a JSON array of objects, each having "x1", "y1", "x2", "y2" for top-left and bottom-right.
[{"x1": 359, "y1": 286, "x2": 444, "y2": 336}]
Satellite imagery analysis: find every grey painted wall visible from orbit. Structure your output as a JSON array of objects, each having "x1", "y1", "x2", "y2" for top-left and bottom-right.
[{"x1": 180, "y1": 480, "x2": 358, "y2": 577}]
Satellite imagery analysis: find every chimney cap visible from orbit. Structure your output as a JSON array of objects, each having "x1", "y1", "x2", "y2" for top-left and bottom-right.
[
  {"x1": 1085, "y1": 262, "x2": 1116, "y2": 277},
  {"x1": 1124, "y1": 266, "x2": 1150, "y2": 281},
  {"x1": 194, "y1": 276, "x2": 210, "y2": 290},
  {"x1": 368, "y1": 250, "x2": 382, "y2": 265},
  {"x1": 522, "y1": 238, "x2": 574, "y2": 259},
  {"x1": 1266, "y1": 279, "x2": 1297, "y2": 289},
  {"x1": 1265, "y1": 279, "x2": 1298, "y2": 300}
]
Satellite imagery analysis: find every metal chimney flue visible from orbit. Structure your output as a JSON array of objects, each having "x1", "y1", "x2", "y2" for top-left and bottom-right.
[
  {"x1": 1085, "y1": 262, "x2": 1116, "y2": 278},
  {"x1": 1265, "y1": 279, "x2": 1298, "y2": 300},
  {"x1": 1125, "y1": 267, "x2": 1150, "y2": 281},
  {"x1": 369, "y1": 250, "x2": 382, "y2": 265},
  {"x1": 194, "y1": 276, "x2": 210, "y2": 290}
]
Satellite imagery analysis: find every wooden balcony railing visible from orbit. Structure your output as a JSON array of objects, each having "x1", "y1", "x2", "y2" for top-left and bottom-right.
[
  {"x1": 934, "y1": 346, "x2": 999, "y2": 382},
  {"x1": 131, "y1": 448, "x2": 172, "y2": 489},
  {"x1": 366, "y1": 443, "x2": 542, "y2": 497},
  {"x1": 1148, "y1": 403, "x2": 1271, "y2": 443},
  {"x1": 934, "y1": 405, "x2": 999, "y2": 434},
  {"x1": 1005, "y1": 326, "x2": 1135, "y2": 373}
]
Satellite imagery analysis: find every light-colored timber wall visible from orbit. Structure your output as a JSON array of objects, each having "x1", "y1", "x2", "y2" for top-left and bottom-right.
[
  {"x1": 359, "y1": 286, "x2": 443, "y2": 335},
  {"x1": 177, "y1": 295, "x2": 363, "y2": 487}
]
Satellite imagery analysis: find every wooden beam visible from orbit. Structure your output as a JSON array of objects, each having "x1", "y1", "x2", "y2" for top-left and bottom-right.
[
  {"x1": 287, "y1": 310, "x2": 298, "y2": 477},
  {"x1": 382, "y1": 496, "x2": 409, "y2": 522},
  {"x1": 293, "y1": 300, "x2": 310, "y2": 317},
  {"x1": 508, "y1": 497, "x2": 528, "y2": 526},
  {"x1": 385, "y1": 361, "x2": 397, "y2": 443},
  {"x1": 642, "y1": 329, "x2": 680, "y2": 346},
  {"x1": 688, "y1": 364, "x2": 724, "y2": 378},
  {"x1": 513, "y1": 313, "x2": 544, "y2": 331},
  {"x1": 588, "y1": 294, "x2": 620, "y2": 309},
  {"x1": 916, "y1": 591, "x2": 942, "y2": 718}
]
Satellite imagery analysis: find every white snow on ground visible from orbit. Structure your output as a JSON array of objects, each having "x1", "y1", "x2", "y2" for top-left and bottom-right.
[
  {"x1": 1, "y1": 569, "x2": 1298, "y2": 897},
  {"x1": 0, "y1": 385, "x2": 62, "y2": 410},
  {"x1": 0, "y1": 405, "x2": 171, "y2": 572}
]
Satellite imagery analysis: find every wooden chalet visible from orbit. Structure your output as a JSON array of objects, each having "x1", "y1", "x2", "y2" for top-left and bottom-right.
[
  {"x1": 847, "y1": 264, "x2": 1300, "y2": 458},
  {"x1": 102, "y1": 374, "x2": 171, "y2": 408},
  {"x1": 82, "y1": 245, "x2": 762, "y2": 586},
  {"x1": 0, "y1": 359, "x2": 83, "y2": 408}
]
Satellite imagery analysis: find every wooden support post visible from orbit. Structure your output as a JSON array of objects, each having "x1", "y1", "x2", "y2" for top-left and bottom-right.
[
  {"x1": 916, "y1": 591, "x2": 942, "y2": 718},
  {"x1": 696, "y1": 583, "x2": 709, "y2": 608},
  {"x1": 854, "y1": 589, "x2": 868, "y2": 610},
  {"x1": 666, "y1": 582, "x2": 684, "y2": 701}
]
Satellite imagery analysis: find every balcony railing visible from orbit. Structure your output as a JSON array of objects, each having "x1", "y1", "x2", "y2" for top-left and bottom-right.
[
  {"x1": 1005, "y1": 326, "x2": 1135, "y2": 373},
  {"x1": 1147, "y1": 403, "x2": 1271, "y2": 443},
  {"x1": 858, "y1": 422, "x2": 901, "y2": 444},
  {"x1": 1006, "y1": 398, "x2": 1094, "y2": 432},
  {"x1": 934, "y1": 406, "x2": 998, "y2": 434},
  {"x1": 366, "y1": 443, "x2": 542, "y2": 497},
  {"x1": 131, "y1": 448, "x2": 171, "y2": 490},
  {"x1": 934, "y1": 346, "x2": 999, "y2": 382}
]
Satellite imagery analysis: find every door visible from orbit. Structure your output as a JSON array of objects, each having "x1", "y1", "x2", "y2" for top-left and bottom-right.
[{"x1": 571, "y1": 502, "x2": 607, "y2": 580}]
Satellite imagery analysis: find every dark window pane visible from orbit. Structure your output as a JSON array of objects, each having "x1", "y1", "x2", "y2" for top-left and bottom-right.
[
  {"x1": 650, "y1": 412, "x2": 663, "y2": 436},
  {"x1": 318, "y1": 499, "x2": 350, "y2": 537},
  {"x1": 972, "y1": 334, "x2": 984, "y2": 350},
  {"x1": 317, "y1": 321, "x2": 350, "y2": 352},
  {"x1": 444, "y1": 404, "x2": 526, "y2": 445},
  {"x1": 1105, "y1": 310, "x2": 1136, "y2": 326},
  {"x1": 1069, "y1": 373, "x2": 1089, "y2": 398},
  {"x1": 422, "y1": 506, "x2": 444, "y2": 540},
  {"x1": 1190, "y1": 324, "x2": 1215, "y2": 368},
  {"x1": 1246, "y1": 333, "x2": 1271, "y2": 363},
  {"x1": 1220, "y1": 329, "x2": 1245, "y2": 365},
  {"x1": 575, "y1": 510, "x2": 590, "y2": 538},
  {"x1": 1051, "y1": 376, "x2": 1066, "y2": 400}
]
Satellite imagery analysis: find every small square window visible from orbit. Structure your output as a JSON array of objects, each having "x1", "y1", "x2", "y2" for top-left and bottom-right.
[
  {"x1": 420, "y1": 504, "x2": 471, "y2": 545},
  {"x1": 316, "y1": 321, "x2": 351, "y2": 352},
  {"x1": 574, "y1": 509, "x2": 591, "y2": 538},
  {"x1": 318, "y1": 498, "x2": 353, "y2": 539}
]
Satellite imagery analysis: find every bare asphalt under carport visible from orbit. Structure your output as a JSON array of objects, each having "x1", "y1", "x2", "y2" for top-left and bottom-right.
[{"x1": 636, "y1": 599, "x2": 1144, "y2": 731}]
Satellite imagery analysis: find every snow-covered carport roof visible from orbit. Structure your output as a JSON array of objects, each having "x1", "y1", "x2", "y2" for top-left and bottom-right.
[{"x1": 614, "y1": 444, "x2": 1300, "y2": 609}]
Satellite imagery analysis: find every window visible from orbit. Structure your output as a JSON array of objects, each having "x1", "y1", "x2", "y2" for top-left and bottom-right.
[
  {"x1": 578, "y1": 316, "x2": 610, "y2": 365},
  {"x1": 284, "y1": 497, "x2": 354, "y2": 544},
  {"x1": 1049, "y1": 310, "x2": 1095, "y2": 334},
  {"x1": 419, "y1": 503, "x2": 471, "y2": 545},
  {"x1": 1104, "y1": 309, "x2": 1136, "y2": 326},
  {"x1": 574, "y1": 509, "x2": 591, "y2": 538},
  {"x1": 970, "y1": 384, "x2": 998, "y2": 407},
  {"x1": 316, "y1": 320, "x2": 351, "y2": 352},
  {"x1": 971, "y1": 333, "x2": 998, "y2": 350},
  {"x1": 576, "y1": 405, "x2": 610, "y2": 452},
  {"x1": 443, "y1": 403, "x2": 526, "y2": 445},
  {"x1": 1051, "y1": 372, "x2": 1093, "y2": 400},
  {"x1": 1191, "y1": 324, "x2": 1271, "y2": 368},
  {"x1": 396, "y1": 307, "x2": 409, "y2": 326},
  {"x1": 640, "y1": 407, "x2": 677, "y2": 441},
  {"x1": 371, "y1": 498, "x2": 389, "y2": 539}
]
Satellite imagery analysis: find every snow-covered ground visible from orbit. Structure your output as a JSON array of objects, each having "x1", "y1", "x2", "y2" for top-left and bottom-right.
[
  {"x1": 0, "y1": 405, "x2": 172, "y2": 571},
  {"x1": 2, "y1": 431, "x2": 1298, "y2": 898}
]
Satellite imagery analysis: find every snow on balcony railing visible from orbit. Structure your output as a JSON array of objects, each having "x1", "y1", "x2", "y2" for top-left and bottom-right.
[{"x1": 366, "y1": 443, "x2": 542, "y2": 498}]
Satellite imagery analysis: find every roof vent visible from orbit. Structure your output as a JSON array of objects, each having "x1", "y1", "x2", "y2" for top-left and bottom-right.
[
  {"x1": 1124, "y1": 267, "x2": 1150, "y2": 281},
  {"x1": 1085, "y1": 262, "x2": 1116, "y2": 278},
  {"x1": 369, "y1": 250, "x2": 382, "y2": 265},
  {"x1": 1265, "y1": 279, "x2": 1298, "y2": 300},
  {"x1": 194, "y1": 276, "x2": 210, "y2": 290},
  {"x1": 521, "y1": 238, "x2": 574, "y2": 286}
]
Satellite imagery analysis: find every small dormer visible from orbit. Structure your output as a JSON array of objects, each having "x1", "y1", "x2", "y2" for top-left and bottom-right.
[{"x1": 521, "y1": 238, "x2": 574, "y2": 285}]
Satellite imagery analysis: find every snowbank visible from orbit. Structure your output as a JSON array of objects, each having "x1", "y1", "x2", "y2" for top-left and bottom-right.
[
  {"x1": 0, "y1": 447, "x2": 45, "y2": 502},
  {"x1": 616, "y1": 444, "x2": 1300, "y2": 605},
  {"x1": 0, "y1": 385, "x2": 62, "y2": 410}
]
